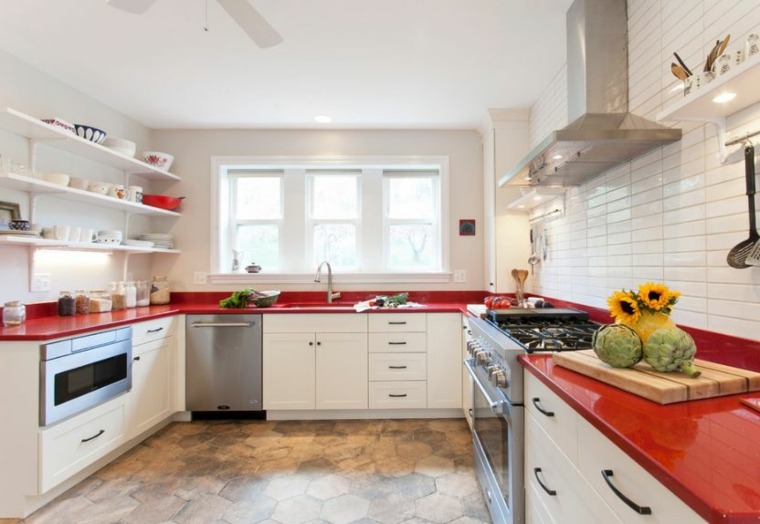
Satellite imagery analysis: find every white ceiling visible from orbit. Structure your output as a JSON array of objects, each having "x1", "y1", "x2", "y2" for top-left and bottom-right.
[{"x1": 0, "y1": 0, "x2": 573, "y2": 130}]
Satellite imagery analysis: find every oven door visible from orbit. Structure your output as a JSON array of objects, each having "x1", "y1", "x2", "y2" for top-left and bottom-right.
[
  {"x1": 40, "y1": 339, "x2": 132, "y2": 426},
  {"x1": 465, "y1": 359, "x2": 524, "y2": 524}
]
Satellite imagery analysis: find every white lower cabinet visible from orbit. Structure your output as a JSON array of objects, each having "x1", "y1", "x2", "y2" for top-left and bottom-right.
[
  {"x1": 38, "y1": 395, "x2": 127, "y2": 493},
  {"x1": 524, "y1": 373, "x2": 706, "y2": 524},
  {"x1": 368, "y1": 381, "x2": 427, "y2": 409},
  {"x1": 427, "y1": 313, "x2": 462, "y2": 409},
  {"x1": 263, "y1": 314, "x2": 368, "y2": 411},
  {"x1": 128, "y1": 317, "x2": 177, "y2": 439}
]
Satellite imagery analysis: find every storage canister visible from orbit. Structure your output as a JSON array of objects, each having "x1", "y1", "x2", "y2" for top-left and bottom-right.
[
  {"x1": 136, "y1": 280, "x2": 150, "y2": 306},
  {"x1": 110, "y1": 282, "x2": 126, "y2": 311},
  {"x1": 150, "y1": 276, "x2": 170, "y2": 305},
  {"x1": 58, "y1": 291, "x2": 75, "y2": 316},
  {"x1": 124, "y1": 281, "x2": 137, "y2": 308},
  {"x1": 3, "y1": 301, "x2": 26, "y2": 327},
  {"x1": 89, "y1": 290, "x2": 112, "y2": 313},
  {"x1": 75, "y1": 290, "x2": 90, "y2": 315}
]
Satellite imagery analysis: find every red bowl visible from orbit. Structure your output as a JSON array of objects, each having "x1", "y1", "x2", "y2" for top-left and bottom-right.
[{"x1": 141, "y1": 194, "x2": 184, "y2": 211}]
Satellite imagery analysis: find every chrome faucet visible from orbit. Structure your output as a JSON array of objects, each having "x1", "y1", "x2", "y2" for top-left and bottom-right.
[{"x1": 314, "y1": 261, "x2": 341, "y2": 303}]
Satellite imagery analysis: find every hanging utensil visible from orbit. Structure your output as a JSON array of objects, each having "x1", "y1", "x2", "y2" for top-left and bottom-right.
[
  {"x1": 726, "y1": 142, "x2": 760, "y2": 268},
  {"x1": 528, "y1": 225, "x2": 540, "y2": 274},
  {"x1": 670, "y1": 63, "x2": 688, "y2": 80}
]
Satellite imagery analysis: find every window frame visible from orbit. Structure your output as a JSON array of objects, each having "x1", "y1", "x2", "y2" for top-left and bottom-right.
[{"x1": 209, "y1": 155, "x2": 451, "y2": 284}]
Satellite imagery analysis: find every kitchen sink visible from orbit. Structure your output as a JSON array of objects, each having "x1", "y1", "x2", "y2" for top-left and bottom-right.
[{"x1": 278, "y1": 302, "x2": 356, "y2": 309}]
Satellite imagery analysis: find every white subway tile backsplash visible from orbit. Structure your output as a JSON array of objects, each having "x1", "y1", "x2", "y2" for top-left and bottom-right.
[{"x1": 527, "y1": 0, "x2": 760, "y2": 337}]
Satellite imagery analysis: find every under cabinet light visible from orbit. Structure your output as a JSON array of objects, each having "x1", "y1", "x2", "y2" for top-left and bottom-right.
[
  {"x1": 712, "y1": 92, "x2": 737, "y2": 104},
  {"x1": 314, "y1": 115, "x2": 332, "y2": 123}
]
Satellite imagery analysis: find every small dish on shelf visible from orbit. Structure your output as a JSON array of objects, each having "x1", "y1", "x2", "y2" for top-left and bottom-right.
[{"x1": 74, "y1": 124, "x2": 107, "y2": 144}]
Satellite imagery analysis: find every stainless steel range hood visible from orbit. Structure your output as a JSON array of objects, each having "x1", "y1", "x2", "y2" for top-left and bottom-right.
[{"x1": 498, "y1": 0, "x2": 681, "y2": 188}]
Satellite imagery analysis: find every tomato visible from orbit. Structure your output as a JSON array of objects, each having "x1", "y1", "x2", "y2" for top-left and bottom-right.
[{"x1": 484, "y1": 296, "x2": 495, "y2": 309}]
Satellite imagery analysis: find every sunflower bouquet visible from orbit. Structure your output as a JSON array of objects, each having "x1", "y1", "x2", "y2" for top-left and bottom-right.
[{"x1": 607, "y1": 282, "x2": 681, "y2": 325}]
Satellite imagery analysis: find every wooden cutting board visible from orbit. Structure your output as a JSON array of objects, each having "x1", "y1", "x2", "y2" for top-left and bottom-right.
[{"x1": 552, "y1": 350, "x2": 760, "y2": 404}]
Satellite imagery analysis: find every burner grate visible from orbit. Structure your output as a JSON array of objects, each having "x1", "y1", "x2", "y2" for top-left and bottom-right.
[{"x1": 488, "y1": 315, "x2": 599, "y2": 353}]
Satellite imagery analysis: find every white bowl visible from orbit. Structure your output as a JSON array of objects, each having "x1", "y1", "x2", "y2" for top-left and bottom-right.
[
  {"x1": 42, "y1": 173, "x2": 70, "y2": 186},
  {"x1": 141, "y1": 151, "x2": 174, "y2": 171},
  {"x1": 69, "y1": 177, "x2": 89, "y2": 190},
  {"x1": 102, "y1": 137, "x2": 136, "y2": 157}
]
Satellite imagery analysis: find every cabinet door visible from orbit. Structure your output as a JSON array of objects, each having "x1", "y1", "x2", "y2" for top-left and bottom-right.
[
  {"x1": 462, "y1": 317, "x2": 474, "y2": 429},
  {"x1": 263, "y1": 333, "x2": 316, "y2": 410},
  {"x1": 316, "y1": 333, "x2": 368, "y2": 410},
  {"x1": 130, "y1": 338, "x2": 172, "y2": 438},
  {"x1": 426, "y1": 313, "x2": 462, "y2": 409}
]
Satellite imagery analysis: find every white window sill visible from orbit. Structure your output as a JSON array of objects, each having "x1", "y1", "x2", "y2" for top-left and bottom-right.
[{"x1": 208, "y1": 272, "x2": 454, "y2": 285}]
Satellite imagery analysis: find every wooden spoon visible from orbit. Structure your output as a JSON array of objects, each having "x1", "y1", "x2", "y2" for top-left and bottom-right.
[
  {"x1": 671, "y1": 63, "x2": 688, "y2": 80},
  {"x1": 673, "y1": 52, "x2": 692, "y2": 76}
]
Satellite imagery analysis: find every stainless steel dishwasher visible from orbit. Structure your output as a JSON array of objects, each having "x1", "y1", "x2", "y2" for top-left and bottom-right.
[{"x1": 185, "y1": 315, "x2": 263, "y2": 417}]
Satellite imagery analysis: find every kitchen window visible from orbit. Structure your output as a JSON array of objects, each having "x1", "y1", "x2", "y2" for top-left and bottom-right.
[{"x1": 210, "y1": 156, "x2": 450, "y2": 282}]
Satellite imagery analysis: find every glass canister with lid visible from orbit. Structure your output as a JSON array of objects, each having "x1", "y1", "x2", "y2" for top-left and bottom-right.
[
  {"x1": 3, "y1": 301, "x2": 26, "y2": 326},
  {"x1": 58, "y1": 291, "x2": 75, "y2": 316},
  {"x1": 136, "y1": 280, "x2": 150, "y2": 307},
  {"x1": 89, "y1": 290, "x2": 112, "y2": 313},
  {"x1": 150, "y1": 276, "x2": 171, "y2": 305}
]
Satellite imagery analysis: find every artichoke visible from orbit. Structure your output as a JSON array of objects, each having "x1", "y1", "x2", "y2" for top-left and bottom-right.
[
  {"x1": 643, "y1": 327, "x2": 701, "y2": 378},
  {"x1": 592, "y1": 324, "x2": 643, "y2": 368}
]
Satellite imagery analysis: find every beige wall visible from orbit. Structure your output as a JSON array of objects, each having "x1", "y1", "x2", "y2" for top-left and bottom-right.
[{"x1": 151, "y1": 128, "x2": 486, "y2": 292}]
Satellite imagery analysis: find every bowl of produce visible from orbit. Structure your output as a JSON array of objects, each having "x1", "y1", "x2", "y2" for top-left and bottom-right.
[
  {"x1": 141, "y1": 194, "x2": 185, "y2": 211},
  {"x1": 141, "y1": 151, "x2": 174, "y2": 171},
  {"x1": 73, "y1": 124, "x2": 107, "y2": 144},
  {"x1": 219, "y1": 289, "x2": 280, "y2": 308}
]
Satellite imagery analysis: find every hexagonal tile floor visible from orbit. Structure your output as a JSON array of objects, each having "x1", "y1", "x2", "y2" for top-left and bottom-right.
[{"x1": 16, "y1": 419, "x2": 491, "y2": 523}]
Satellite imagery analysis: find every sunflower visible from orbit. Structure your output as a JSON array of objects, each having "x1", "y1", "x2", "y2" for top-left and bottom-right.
[
  {"x1": 608, "y1": 290, "x2": 641, "y2": 324},
  {"x1": 638, "y1": 282, "x2": 680, "y2": 314}
]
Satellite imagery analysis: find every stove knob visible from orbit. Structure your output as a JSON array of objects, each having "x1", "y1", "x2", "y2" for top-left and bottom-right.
[
  {"x1": 475, "y1": 350, "x2": 491, "y2": 365},
  {"x1": 466, "y1": 340, "x2": 480, "y2": 356},
  {"x1": 490, "y1": 369, "x2": 508, "y2": 388}
]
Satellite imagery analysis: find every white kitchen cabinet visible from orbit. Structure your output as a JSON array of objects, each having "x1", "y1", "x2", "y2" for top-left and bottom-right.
[
  {"x1": 461, "y1": 315, "x2": 473, "y2": 429},
  {"x1": 263, "y1": 314, "x2": 368, "y2": 411},
  {"x1": 426, "y1": 313, "x2": 462, "y2": 409},
  {"x1": 524, "y1": 373, "x2": 706, "y2": 524},
  {"x1": 38, "y1": 395, "x2": 127, "y2": 493}
]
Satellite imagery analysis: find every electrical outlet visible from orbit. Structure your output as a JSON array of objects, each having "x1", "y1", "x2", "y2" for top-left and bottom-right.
[
  {"x1": 31, "y1": 273, "x2": 51, "y2": 292},
  {"x1": 193, "y1": 271, "x2": 208, "y2": 284},
  {"x1": 453, "y1": 270, "x2": 467, "y2": 283}
]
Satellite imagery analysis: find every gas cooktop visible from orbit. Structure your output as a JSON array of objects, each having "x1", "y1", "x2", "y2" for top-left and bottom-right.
[{"x1": 485, "y1": 308, "x2": 599, "y2": 353}]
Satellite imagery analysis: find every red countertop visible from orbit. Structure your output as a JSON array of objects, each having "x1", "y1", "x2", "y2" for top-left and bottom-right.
[
  {"x1": 0, "y1": 290, "x2": 483, "y2": 341},
  {"x1": 520, "y1": 354, "x2": 760, "y2": 524}
]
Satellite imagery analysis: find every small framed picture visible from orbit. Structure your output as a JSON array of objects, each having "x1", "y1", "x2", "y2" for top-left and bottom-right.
[
  {"x1": 459, "y1": 219, "x2": 476, "y2": 236},
  {"x1": 0, "y1": 201, "x2": 21, "y2": 230}
]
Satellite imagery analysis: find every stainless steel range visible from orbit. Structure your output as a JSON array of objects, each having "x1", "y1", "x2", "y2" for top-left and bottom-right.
[{"x1": 464, "y1": 308, "x2": 598, "y2": 524}]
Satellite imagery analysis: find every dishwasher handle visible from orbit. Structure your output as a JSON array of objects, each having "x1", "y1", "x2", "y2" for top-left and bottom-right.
[{"x1": 191, "y1": 321, "x2": 253, "y2": 328}]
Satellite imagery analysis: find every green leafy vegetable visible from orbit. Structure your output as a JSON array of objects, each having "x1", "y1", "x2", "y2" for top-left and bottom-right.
[
  {"x1": 592, "y1": 324, "x2": 643, "y2": 368},
  {"x1": 643, "y1": 327, "x2": 701, "y2": 378},
  {"x1": 219, "y1": 288, "x2": 266, "y2": 308}
]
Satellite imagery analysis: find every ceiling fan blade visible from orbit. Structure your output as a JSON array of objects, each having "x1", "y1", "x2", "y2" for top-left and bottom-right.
[
  {"x1": 105, "y1": 0, "x2": 159, "y2": 15},
  {"x1": 216, "y1": 0, "x2": 283, "y2": 48}
]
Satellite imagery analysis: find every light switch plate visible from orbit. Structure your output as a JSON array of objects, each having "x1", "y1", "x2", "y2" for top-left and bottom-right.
[
  {"x1": 453, "y1": 270, "x2": 467, "y2": 283},
  {"x1": 194, "y1": 271, "x2": 208, "y2": 284},
  {"x1": 31, "y1": 273, "x2": 51, "y2": 292}
]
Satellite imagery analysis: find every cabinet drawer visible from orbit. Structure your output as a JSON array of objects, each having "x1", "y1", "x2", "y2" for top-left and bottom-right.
[
  {"x1": 526, "y1": 413, "x2": 620, "y2": 524},
  {"x1": 576, "y1": 418, "x2": 706, "y2": 523},
  {"x1": 368, "y1": 332, "x2": 427, "y2": 353},
  {"x1": 39, "y1": 396, "x2": 127, "y2": 492},
  {"x1": 369, "y1": 381, "x2": 426, "y2": 409},
  {"x1": 368, "y1": 313, "x2": 426, "y2": 332},
  {"x1": 525, "y1": 373, "x2": 579, "y2": 463},
  {"x1": 264, "y1": 314, "x2": 367, "y2": 333},
  {"x1": 132, "y1": 316, "x2": 175, "y2": 346},
  {"x1": 369, "y1": 353, "x2": 426, "y2": 381}
]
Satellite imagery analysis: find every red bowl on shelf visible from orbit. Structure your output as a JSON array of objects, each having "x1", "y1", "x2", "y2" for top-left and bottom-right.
[{"x1": 141, "y1": 194, "x2": 185, "y2": 211}]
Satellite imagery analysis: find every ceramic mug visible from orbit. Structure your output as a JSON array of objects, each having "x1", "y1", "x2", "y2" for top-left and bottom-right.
[
  {"x1": 128, "y1": 185, "x2": 143, "y2": 203},
  {"x1": 68, "y1": 226, "x2": 81, "y2": 242},
  {"x1": 80, "y1": 228, "x2": 94, "y2": 243},
  {"x1": 53, "y1": 225, "x2": 70, "y2": 240},
  {"x1": 108, "y1": 184, "x2": 129, "y2": 200}
]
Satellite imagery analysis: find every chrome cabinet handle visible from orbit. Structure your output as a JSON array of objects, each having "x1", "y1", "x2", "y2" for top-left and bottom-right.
[
  {"x1": 534, "y1": 468, "x2": 557, "y2": 496},
  {"x1": 601, "y1": 470, "x2": 652, "y2": 515},
  {"x1": 81, "y1": 429, "x2": 105, "y2": 443},
  {"x1": 191, "y1": 322, "x2": 252, "y2": 328},
  {"x1": 531, "y1": 397, "x2": 555, "y2": 417}
]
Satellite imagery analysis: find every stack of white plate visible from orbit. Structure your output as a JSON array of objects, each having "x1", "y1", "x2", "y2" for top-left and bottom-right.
[{"x1": 139, "y1": 233, "x2": 174, "y2": 249}]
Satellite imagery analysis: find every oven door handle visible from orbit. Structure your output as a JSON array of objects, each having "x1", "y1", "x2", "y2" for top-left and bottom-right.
[{"x1": 464, "y1": 359, "x2": 503, "y2": 412}]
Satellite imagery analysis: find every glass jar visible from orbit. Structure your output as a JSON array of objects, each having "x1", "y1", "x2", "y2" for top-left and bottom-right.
[
  {"x1": 135, "y1": 280, "x2": 150, "y2": 307},
  {"x1": 110, "y1": 282, "x2": 126, "y2": 311},
  {"x1": 150, "y1": 276, "x2": 171, "y2": 305},
  {"x1": 124, "y1": 281, "x2": 137, "y2": 308},
  {"x1": 89, "y1": 290, "x2": 112, "y2": 313},
  {"x1": 58, "y1": 291, "x2": 75, "y2": 316},
  {"x1": 75, "y1": 290, "x2": 90, "y2": 315},
  {"x1": 3, "y1": 301, "x2": 26, "y2": 327}
]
